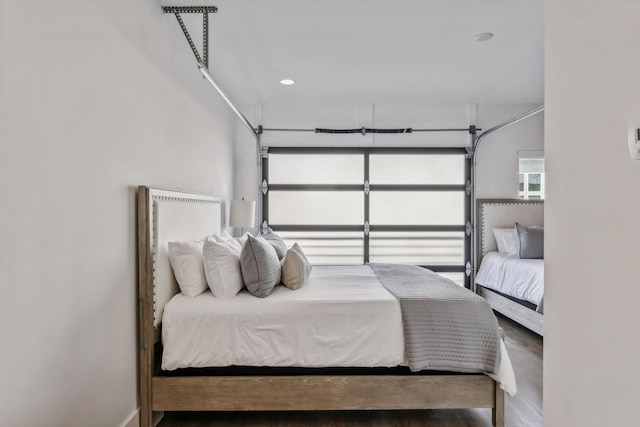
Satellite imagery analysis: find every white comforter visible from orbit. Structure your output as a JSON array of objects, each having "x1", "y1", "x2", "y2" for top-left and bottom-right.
[
  {"x1": 162, "y1": 265, "x2": 405, "y2": 370},
  {"x1": 475, "y1": 251, "x2": 544, "y2": 307},
  {"x1": 162, "y1": 264, "x2": 517, "y2": 395}
]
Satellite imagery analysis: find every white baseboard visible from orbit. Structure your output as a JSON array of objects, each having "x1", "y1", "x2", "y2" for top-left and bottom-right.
[{"x1": 121, "y1": 408, "x2": 140, "y2": 427}]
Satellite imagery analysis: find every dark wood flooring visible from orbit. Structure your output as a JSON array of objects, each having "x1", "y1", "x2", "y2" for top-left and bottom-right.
[{"x1": 158, "y1": 314, "x2": 543, "y2": 426}]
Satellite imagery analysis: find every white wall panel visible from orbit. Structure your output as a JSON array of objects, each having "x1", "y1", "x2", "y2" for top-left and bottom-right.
[
  {"x1": 0, "y1": 1, "x2": 235, "y2": 425},
  {"x1": 545, "y1": 1, "x2": 640, "y2": 426}
]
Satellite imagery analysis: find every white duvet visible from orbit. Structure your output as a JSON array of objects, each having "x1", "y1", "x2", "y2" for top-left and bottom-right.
[
  {"x1": 475, "y1": 251, "x2": 544, "y2": 307},
  {"x1": 162, "y1": 265, "x2": 405, "y2": 370},
  {"x1": 162, "y1": 264, "x2": 517, "y2": 395}
]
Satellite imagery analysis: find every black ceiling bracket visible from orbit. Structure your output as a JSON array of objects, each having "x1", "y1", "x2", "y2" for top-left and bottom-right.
[
  {"x1": 202, "y1": 12, "x2": 209, "y2": 69},
  {"x1": 162, "y1": 6, "x2": 218, "y2": 69}
]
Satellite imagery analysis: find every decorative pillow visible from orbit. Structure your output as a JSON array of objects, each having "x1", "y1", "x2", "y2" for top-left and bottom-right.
[
  {"x1": 262, "y1": 227, "x2": 288, "y2": 260},
  {"x1": 167, "y1": 240, "x2": 207, "y2": 298},
  {"x1": 516, "y1": 223, "x2": 544, "y2": 259},
  {"x1": 502, "y1": 232, "x2": 520, "y2": 257},
  {"x1": 491, "y1": 228, "x2": 517, "y2": 254},
  {"x1": 240, "y1": 235, "x2": 282, "y2": 298},
  {"x1": 202, "y1": 239, "x2": 244, "y2": 299},
  {"x1": 281, "y1": 243, "x2": 312, "y2": 290}
]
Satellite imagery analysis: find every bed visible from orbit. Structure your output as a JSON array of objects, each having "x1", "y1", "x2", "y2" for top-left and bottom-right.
[
  {"x1": 474, "y1": 199, "x2": 544, "y2": 336},
  {"x1": 138, "y1": 186, "x2": 514, "y2": 427}
]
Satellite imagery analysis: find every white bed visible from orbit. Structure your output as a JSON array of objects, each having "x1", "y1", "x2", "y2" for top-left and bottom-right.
[
  {"x1": 162, "y1": 265, "x2": 405, "y2": 370},
  {"x1": 161, "y1": 263, "x2": 516, "y2": 397},
  {"x1": 475, "y1": 252, "x2": 544, "y2": 310},
  {"x1": 475, "y1": 199, "x2": 544, "y2": 336},
  {"x1": 138, "y1": 186, "x2": 513, "y2": 427}
]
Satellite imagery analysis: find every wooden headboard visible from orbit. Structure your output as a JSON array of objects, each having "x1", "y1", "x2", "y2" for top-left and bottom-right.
[
  {"x1": 476, "y1": 199, "x2": 544, "y2": 266},
  {"x1": 137, "y1": 186, "x2": 222, "y2": 342}
]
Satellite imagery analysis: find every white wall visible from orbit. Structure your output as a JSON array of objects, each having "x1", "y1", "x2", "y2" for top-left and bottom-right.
[
  {"x1": 476, "y1": 104, "x2": 545, "y2": 199},
  {"x1": 545, "y1": 1, "x2": 640, "y2": 426},
  {"x1": 233, "y1": 103, "x2": 544, "y2": 209},
  {"x1": 0, "y1": 1, "x2": 235, "y2": 426}
]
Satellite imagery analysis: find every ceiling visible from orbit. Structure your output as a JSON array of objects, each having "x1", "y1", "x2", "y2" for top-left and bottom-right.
[{"x1": 160, "y1": 0, "x2": 543, "y2": 106}]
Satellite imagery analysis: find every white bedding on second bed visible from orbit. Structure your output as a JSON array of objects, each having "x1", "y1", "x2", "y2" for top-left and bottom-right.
[
  {"x1": 161, "y1": 265, "x2": 406, "y2": 371},
  {"x1": 475, "y1": 251, "x2": 544, "y2": 307}
]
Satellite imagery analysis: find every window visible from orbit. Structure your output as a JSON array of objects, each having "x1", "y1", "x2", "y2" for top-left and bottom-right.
[
  {"x1": 518, "y1": 157, "x2": 545, "y2": 199},
  {"x1": 262, "y1": 148, "x2": 471, "y2": 287}
]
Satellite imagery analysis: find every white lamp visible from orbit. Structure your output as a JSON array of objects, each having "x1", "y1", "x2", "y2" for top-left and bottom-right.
[{"x1": 229, "y1": 198, "x2": 256, "y2": 235}]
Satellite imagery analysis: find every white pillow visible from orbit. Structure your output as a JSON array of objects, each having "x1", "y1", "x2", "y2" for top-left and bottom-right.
[
  {"x1": 491, "y1": 228, "x2": 517, "y2": 254},
  {"x1": 208, "y1": 230, "x2": 234, "y2": 241},
  {"x1": 167, "y1": 240, "x2": 207, "y2": 298},
  {"x1": 234, "y1": 232, "x2": 251, "y2": 249},
  {"x1": 207, "y1": 232, "x2": 242, "y2": 254},
  {"x1": 281, "y1": 243, "x2": 312, "y2": 290},
  {"x1": 502, "y1": 231, "x2": 520, "y2": 257},
  {"x1": 202, "y1": 239, "x2": 244, "y2": 299}
]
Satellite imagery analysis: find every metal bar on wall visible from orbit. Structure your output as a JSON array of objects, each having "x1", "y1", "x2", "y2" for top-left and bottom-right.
[
  {"x1": 261, "y1": 148, "x2": 269, "y2": 233},
  {"x1": 171, "y1": 12, "x2": 202, "y2": 64},
  {"x1": 259, "y1": 126, "x2": 481, "y2": 134},
  {"x1": 202, "y1": 12, "x2": 209, "y2": 69},
  {"x1": 364, "y1": 153, "x2": 370, "y2": 263},
  {"x1": 267, "y1": 147, "x2": 467, "y2": 155},
  {"x1": 198, "y1": 62, "x2": 258, "y2": 139},
  {"x1": 164, "y1": 5, "x2": 262, "y2": 225},
  {"x1": 162, "y1": 6, "x2": 218, "y2": 14},
  {"x1": 163, "y1": 6, "x2": 260, "y2": 147}
]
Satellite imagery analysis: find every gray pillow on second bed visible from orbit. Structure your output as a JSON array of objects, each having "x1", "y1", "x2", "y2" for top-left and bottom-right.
[{"x1": 516, "y1": 222, "x2": 544, "y2": 259}]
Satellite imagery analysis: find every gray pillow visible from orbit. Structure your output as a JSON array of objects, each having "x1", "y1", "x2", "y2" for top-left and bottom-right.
[
  {"x1": 240, "y1": 235, "x2": 282, "y2": 297},
  {"x1": 516, "y1": 223, "x2": 544, "y2": 259},
  {"x1": 262, "y1": 228, "x2": 287, "y2": 260}
]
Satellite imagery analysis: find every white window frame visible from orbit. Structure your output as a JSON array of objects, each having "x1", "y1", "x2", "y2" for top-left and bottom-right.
[{"x1": 517, "y1": 150, "x2": 545, "y2": 200}]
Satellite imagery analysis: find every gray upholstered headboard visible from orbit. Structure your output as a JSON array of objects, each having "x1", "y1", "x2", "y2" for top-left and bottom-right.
[
  {"x1": 476, "y1": 199, "x2": 544, "y2": 265},
  {"x1": 137, "y1": 186, "x2": 222, "y2": 332}
]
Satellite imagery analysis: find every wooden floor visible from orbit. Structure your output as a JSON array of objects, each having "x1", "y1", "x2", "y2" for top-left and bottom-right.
[{"x1": 158, "y1": 314, "x2": 543, "y2": 427}]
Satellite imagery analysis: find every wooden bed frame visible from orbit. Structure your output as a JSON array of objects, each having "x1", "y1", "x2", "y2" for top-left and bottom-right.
[
  {"x1": 475, "y1": 199, "x2": 544, "y2": 337},
  {"x1": 137, "y1": 186, "x2": 505, "y2": 427}
]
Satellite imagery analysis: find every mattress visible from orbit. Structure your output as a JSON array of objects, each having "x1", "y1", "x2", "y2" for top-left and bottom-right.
[
  {"x1": 161, "y1": 265, "x2": 405, "y2": 371},
  {"x1": 475, "y1": 251, "x2": 544, "y2": 307},
  {"x1": 162, "y1": 264, "x2": 517, "y2": 396}
]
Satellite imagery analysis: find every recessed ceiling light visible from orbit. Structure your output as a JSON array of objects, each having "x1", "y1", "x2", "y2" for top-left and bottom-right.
[
  {"x1": 474, "y1": 32, "x2": 494, "y2": 42},
  {"x1": 280, "y1": 78, "x2": 295, "y2": 86}
]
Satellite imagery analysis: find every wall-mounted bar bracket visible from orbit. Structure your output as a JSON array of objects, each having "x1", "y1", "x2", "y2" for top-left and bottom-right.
[
  {"x1": 162, "y1": 6, "x2": 217, "y2": 69},
  {"x1": 163, "y1": 5, "x2": 258, "y2": 140}
]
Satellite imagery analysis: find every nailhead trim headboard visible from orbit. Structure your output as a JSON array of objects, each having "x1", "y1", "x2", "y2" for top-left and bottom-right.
[
  {"x1": 476, "y1": 199, "x2": 544, "y2": 266},
  {"x1": 138, "y1": 187, "x2": 222, "y2": 332}
]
